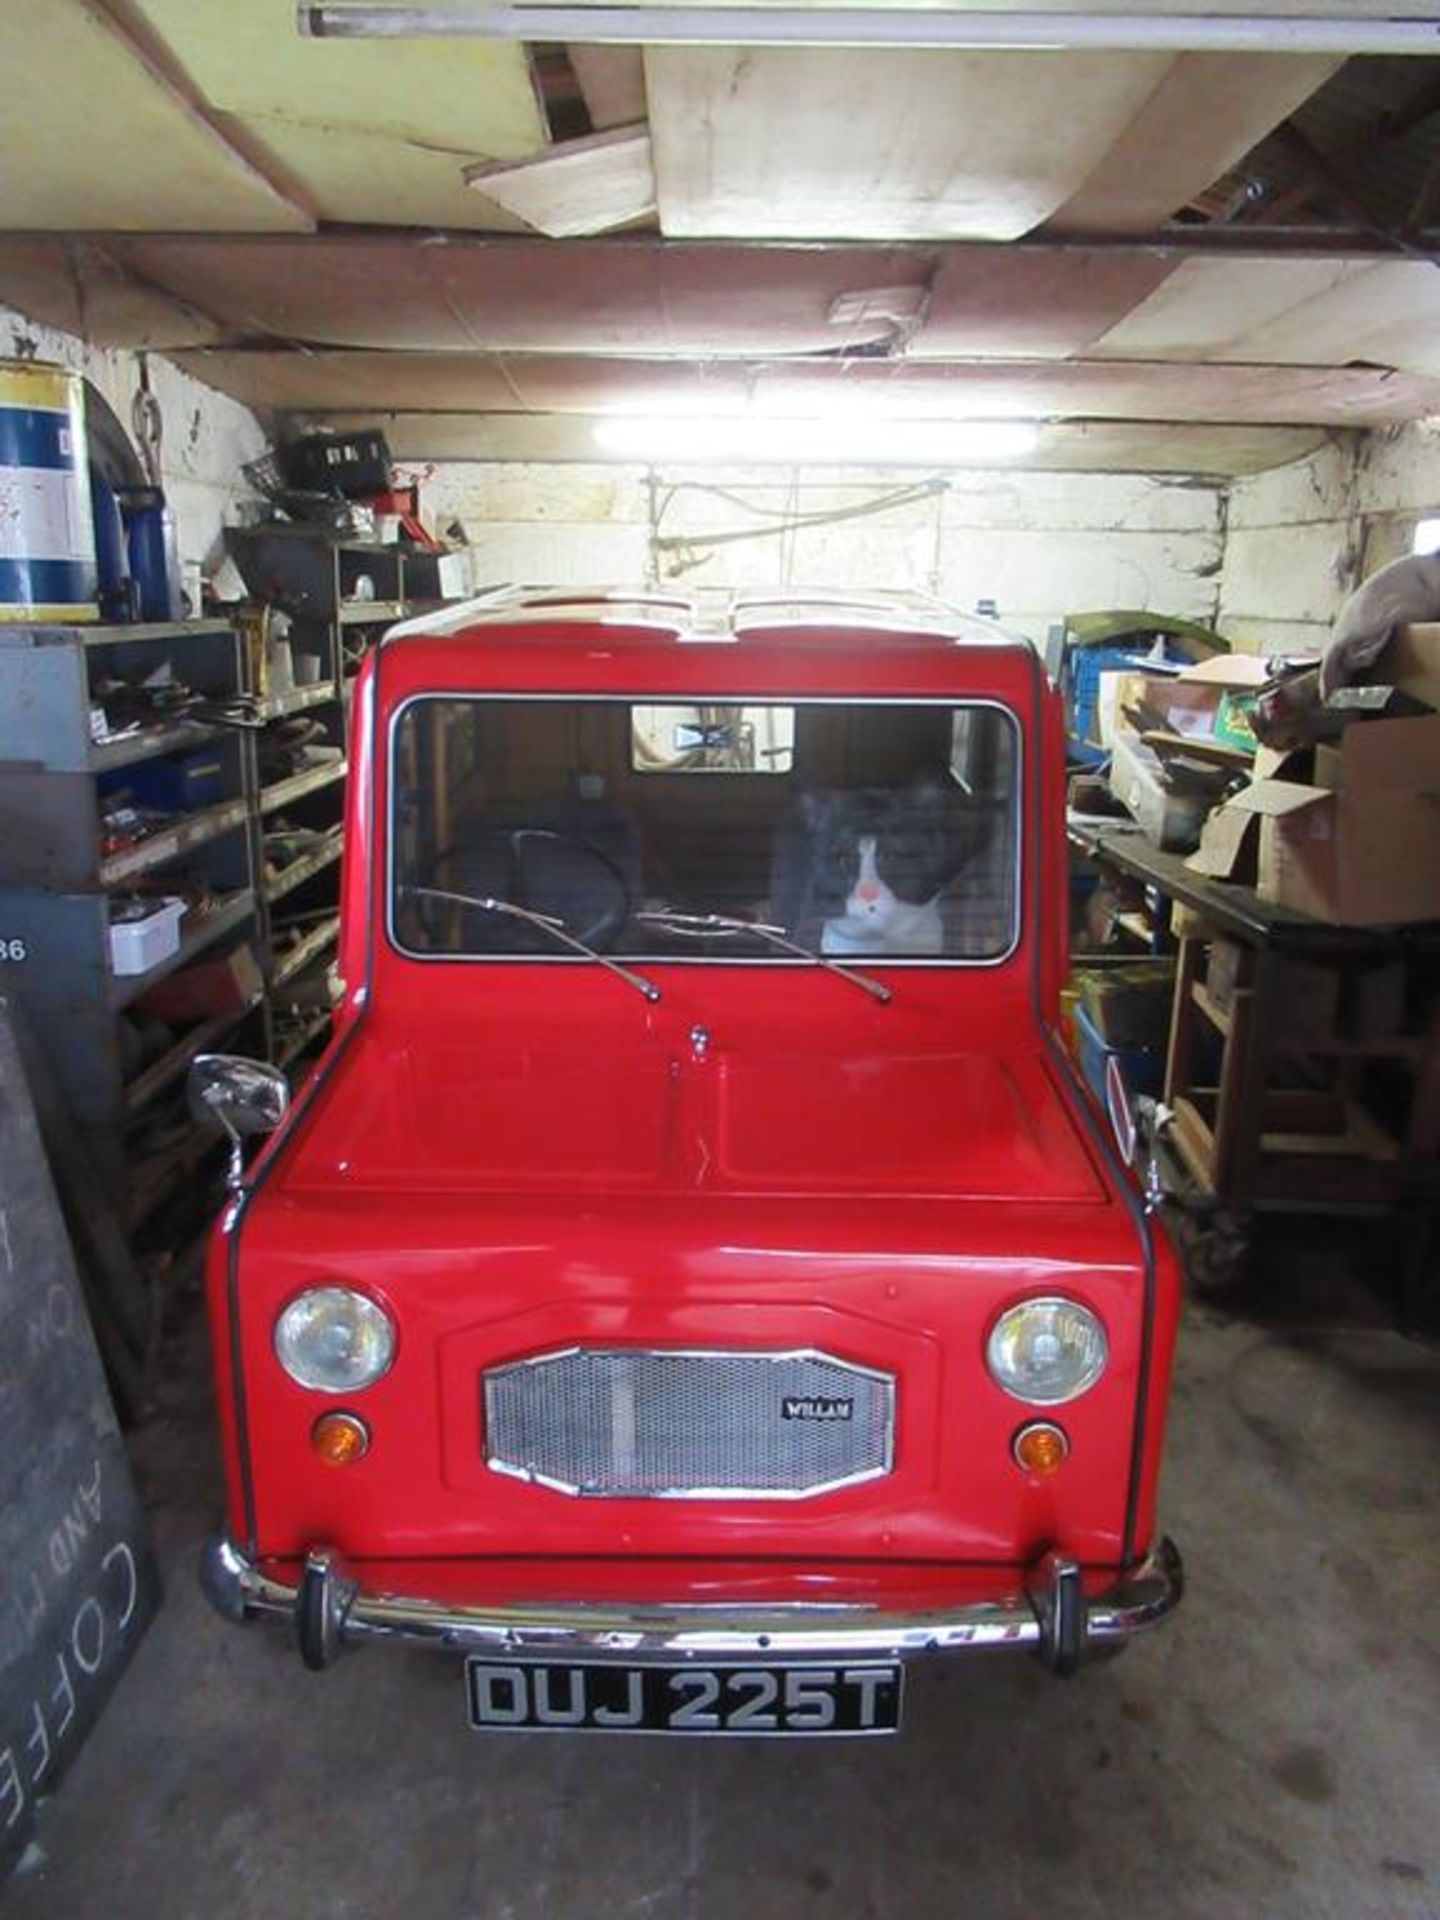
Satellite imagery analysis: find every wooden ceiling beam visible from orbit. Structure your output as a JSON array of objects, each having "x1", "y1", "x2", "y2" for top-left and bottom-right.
[
  {"x1": 1375, "y1": 71, "x2": 1440, "y2": 146},
  {"x1": 1272, "y1": 120, "x2": 1440, "y2": 263},
  {"x1": 1, "y1": 224, "x2": 1432, "y2": 258}
]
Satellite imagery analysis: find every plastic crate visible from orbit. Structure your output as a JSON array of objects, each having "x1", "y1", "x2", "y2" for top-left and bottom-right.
[
  {"x1": 1072, "y1": 1001, "x2": 1165, "y2": 1108},
  {"x1": 1074, "y1": 958, "x2": 1175, "y2": 1051},
  {"x1": 108, "y1": 896, "x2": 185, "y2": 976},
  {"x1": 1063, "y1": 635, "x2": 1199, "y2": 752},
  {"x1": 281, "y1": 430, "x2": 392, "y2": 498}
]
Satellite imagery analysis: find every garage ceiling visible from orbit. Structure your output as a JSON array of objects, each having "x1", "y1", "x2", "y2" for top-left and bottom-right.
[{"x1": 3, "y1": 1, "x2": 1440, "y2": 476}]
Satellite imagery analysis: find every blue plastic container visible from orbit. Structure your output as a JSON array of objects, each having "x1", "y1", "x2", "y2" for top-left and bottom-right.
[
  {"x1": 1064, "y1": 643, "x2": 1157, "y2": 749},
  {"x1": 121, "y1": 487, "x2": 183, "y2": 622},
  {"x1": 1072, "y1": 1002, "x2": 1165, "y2": 1108},
  {"x1": 106, "y1": 748, "x2": 225, "y2": 813}
]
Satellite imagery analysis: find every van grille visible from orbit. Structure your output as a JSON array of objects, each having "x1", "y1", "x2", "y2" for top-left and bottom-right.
[{"x1": 482, "y1": 1347, "x2": 895, "y2": 1499}]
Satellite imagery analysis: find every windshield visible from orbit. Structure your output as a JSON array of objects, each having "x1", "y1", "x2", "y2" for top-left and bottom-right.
[{"x1": 390, "y1": 697, "x2": 1020, "y2": 965}]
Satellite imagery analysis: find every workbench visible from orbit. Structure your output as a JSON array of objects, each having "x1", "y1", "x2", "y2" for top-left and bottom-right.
[{"x1": 1069, "y1": 821, "x2": 1440, "y2": 1248}]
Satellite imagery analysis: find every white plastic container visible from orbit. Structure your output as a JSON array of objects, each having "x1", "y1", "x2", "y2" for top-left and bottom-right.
[{"x1": 109, "y1": 897, "x2": 186, "y2": 977}]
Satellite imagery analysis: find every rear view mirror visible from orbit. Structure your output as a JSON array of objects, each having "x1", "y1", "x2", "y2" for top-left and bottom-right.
[
  {"x1": 630, "y1": 703, "x2": 795, "y2": 774},
  {"x1": 189, "y1": 1054, "x2": 290, "y2": 1191}
]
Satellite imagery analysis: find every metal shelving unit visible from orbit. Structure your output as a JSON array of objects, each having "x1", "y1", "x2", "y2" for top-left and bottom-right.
[
  {"x1": 0, "y1": 620, "x2": 263, "y2": 1217},
  {"x1": 259, "y1": 759, "x2": 347, "y2": 813},
  {"x1": 121, "y1": 996, "x2": 264, "y2": 1117},
  {"x1": 263, "y1": 833, "x2": 343, "y2": 905},
  {"x1": 339, "y1": 599, "x2": 409, "y2": 626},
  {"x1": 99, "y1": 796, "x2": 251, "y2": 887},
  {"x1": 254, "y1": 683, "x2": 336, "y2": 721},
  {"x1": 227, "y1": 525, "x2": 447, "y2": 1081},
  {"x1": 0, "y1": 541, "x2": 447, "y2": 1230},
  {"x1": 90, "y1": 718, "x2": 224, "y2": 774}
]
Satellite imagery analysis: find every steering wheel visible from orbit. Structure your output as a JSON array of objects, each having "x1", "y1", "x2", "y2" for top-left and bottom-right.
[{"x1": 430, "y1": 827, "x2": 631, "y2": 950}]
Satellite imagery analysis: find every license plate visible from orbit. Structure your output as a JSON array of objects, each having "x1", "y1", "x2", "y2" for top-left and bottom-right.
[{"x1": 465, "y1": 1658, "x2": 903, "y2": 1736}]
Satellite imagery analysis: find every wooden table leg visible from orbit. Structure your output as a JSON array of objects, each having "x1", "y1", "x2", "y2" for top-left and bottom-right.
[
  {"x1": 1214, "y1": 945, "x2": 1276, "y2": 1210},
  {"x1": 1164, "y1": 936, "x2": 1201, "y2": 1109}
]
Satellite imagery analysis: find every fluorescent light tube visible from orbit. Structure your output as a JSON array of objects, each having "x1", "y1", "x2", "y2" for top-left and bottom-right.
[
  {"x1": 302, "y1": 8, "x2": 1440, "y2": 58},
  {"x1": 592, "y1": 417, "x2": 1040, "y2": 464}
]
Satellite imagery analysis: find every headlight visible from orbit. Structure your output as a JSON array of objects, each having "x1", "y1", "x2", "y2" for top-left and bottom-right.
[
  {"x1": 274, "y1": 1287, "x2": 396, "y2": 1393},
  {"x1": 986, "y1": 1297, "x2": 1107, "y2": 1406}
]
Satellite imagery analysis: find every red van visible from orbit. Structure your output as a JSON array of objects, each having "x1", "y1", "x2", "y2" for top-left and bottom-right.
[{"x1": 195, "y1": 588, "x2": 1181, "y2": 1736}]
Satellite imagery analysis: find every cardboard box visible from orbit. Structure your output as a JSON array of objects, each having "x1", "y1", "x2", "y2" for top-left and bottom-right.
[
  {"x1": 1186, "y1": 741, "x2": 1318, "y2": 882},
  {"x1": 1074, "y1": 960, "x2": 1175, "y2": 1050},
  {"x1": 1359, "y1": 623, "x2": 1440, "y2": 710},
  {"x1": 1109, "y1": 731, "x2": 1209, "y2": 851},
  {"x1": 1113, "y1": 664, "x2": 1259, "y2": 757},
  {"x1": 1114, "y1": 671, "x2": 1217, "y2": 743},
  {"x1": 134, "y1": 942, "x2": 263, "y2": 1020},
  {"x1": 1223, "y1": 714, "x2": 1440, "y2": 926},
  {"x1": 1186, "y1": 800, "x2": 1260, "y2": 882}
]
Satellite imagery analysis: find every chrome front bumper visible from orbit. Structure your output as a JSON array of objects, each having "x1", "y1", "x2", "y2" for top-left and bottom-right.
[{"x1": 201, "y1": 1535, "x2": 1182, "y2": 1678}]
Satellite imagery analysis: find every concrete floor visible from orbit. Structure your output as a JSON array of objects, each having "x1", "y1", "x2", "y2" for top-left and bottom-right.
[{"x1": 5, "y1": 1261, "x2": 1439, "y2": 1920}]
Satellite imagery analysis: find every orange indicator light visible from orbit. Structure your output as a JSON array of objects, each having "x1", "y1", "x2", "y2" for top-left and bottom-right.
[
  {"x1": 311, "y1": 1411, "x2": 370, "y2": 1467},
  {"x1": 1013, "y1": 1422, "x2": 1069, "y2": 1478}
]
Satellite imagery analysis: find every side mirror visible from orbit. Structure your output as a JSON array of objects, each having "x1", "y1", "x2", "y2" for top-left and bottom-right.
[{"x1": 188, "y1": 1054, "x2": 290, "y2": 1192}]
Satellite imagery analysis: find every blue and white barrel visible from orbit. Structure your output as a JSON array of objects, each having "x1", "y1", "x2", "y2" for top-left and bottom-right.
[{"x1": 0, "y1": 359, "x2": 97, "y2": 623}]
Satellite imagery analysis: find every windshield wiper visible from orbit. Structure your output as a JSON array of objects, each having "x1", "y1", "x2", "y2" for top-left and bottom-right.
[
  {"x1": 637, "y1": 909, "x2": 891, "y2": 1005},
  {"x1": 403, "y1": 886, "x2": 661, "y2": 1002}
]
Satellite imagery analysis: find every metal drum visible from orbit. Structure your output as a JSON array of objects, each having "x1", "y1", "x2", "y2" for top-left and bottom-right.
[{"x1": 0, "y1": 359, "x2": 96, "y2": 622}]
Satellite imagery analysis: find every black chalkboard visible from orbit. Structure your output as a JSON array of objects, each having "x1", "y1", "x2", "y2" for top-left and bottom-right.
[{"x1": 0, "y1": 997, "x2": 160, "y2": 1876}]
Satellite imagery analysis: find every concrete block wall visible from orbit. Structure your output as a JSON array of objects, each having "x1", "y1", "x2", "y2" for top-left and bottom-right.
[
  {"x1": 2, "y1": 304, "x2": 266, "y2": 590},
  {"x1": 5, "y1": 300, "x2": 1436, "y2": 658},
  {"x1": 1217, "y1": 423, "x2": 1440, "y2": 656},
  {"x1": 404, "y1": 460, "x2": 1227, "y2": 651}
]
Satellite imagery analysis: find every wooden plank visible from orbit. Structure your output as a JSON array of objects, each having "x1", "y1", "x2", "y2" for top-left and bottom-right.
[
  {"x1": 124, "y1": 1127, "x2": 223, "y2": 1234},
  {"x1": 1164, "y1": 935, "x2": 1203, "y2": 1106},
  {"x1": 1169, "y1": 1095, "x2": 1217, "y2": 1194},
  {"x1": 278, "y1": 410, "x2": 1327, "y2": 477},
  {"x1": 1093, "y1": 256, "x2": 1440, "y2": 379},
  {"x1": 121, "y1": 1001, "x2": 259, "y2": 1115},
  {"x1": 1262, "y1": 1105, "x2": 1399, "y2": 1161},
  {"x1": 1092, "y1": 256, "x2": 1369, "y2": 360},
  {"x1": 1191, "y1": 978, "x2": 1241, "y2": 1038},
  {"x1": 647, "y1": 46, "x2": 1170, "y2": 241},
  {"x1": 465, "y1": 126, "x2": 655, "y2": 239},
  {"x1": 163, "y1": 345, "x2": 1440, "y2": 431},
  {"x1": 137, "y1": 0, "x2": 546, "y2": 230},
  {"x1": 1211, "y1": 941, "x2": 1262, "y2": 1204},
  {"x1": 569, "y1": 45, "x2": 648, "y2": 130},
  {"x1": 0, "y1": 239, "x2": 221, "y2": 350},
  {"x1": 0, "y1": 1, "x2": 307, "y2": 230},
  {"x1": 1047, "y1": 53, "x2": 1340, "y2": 234}
]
